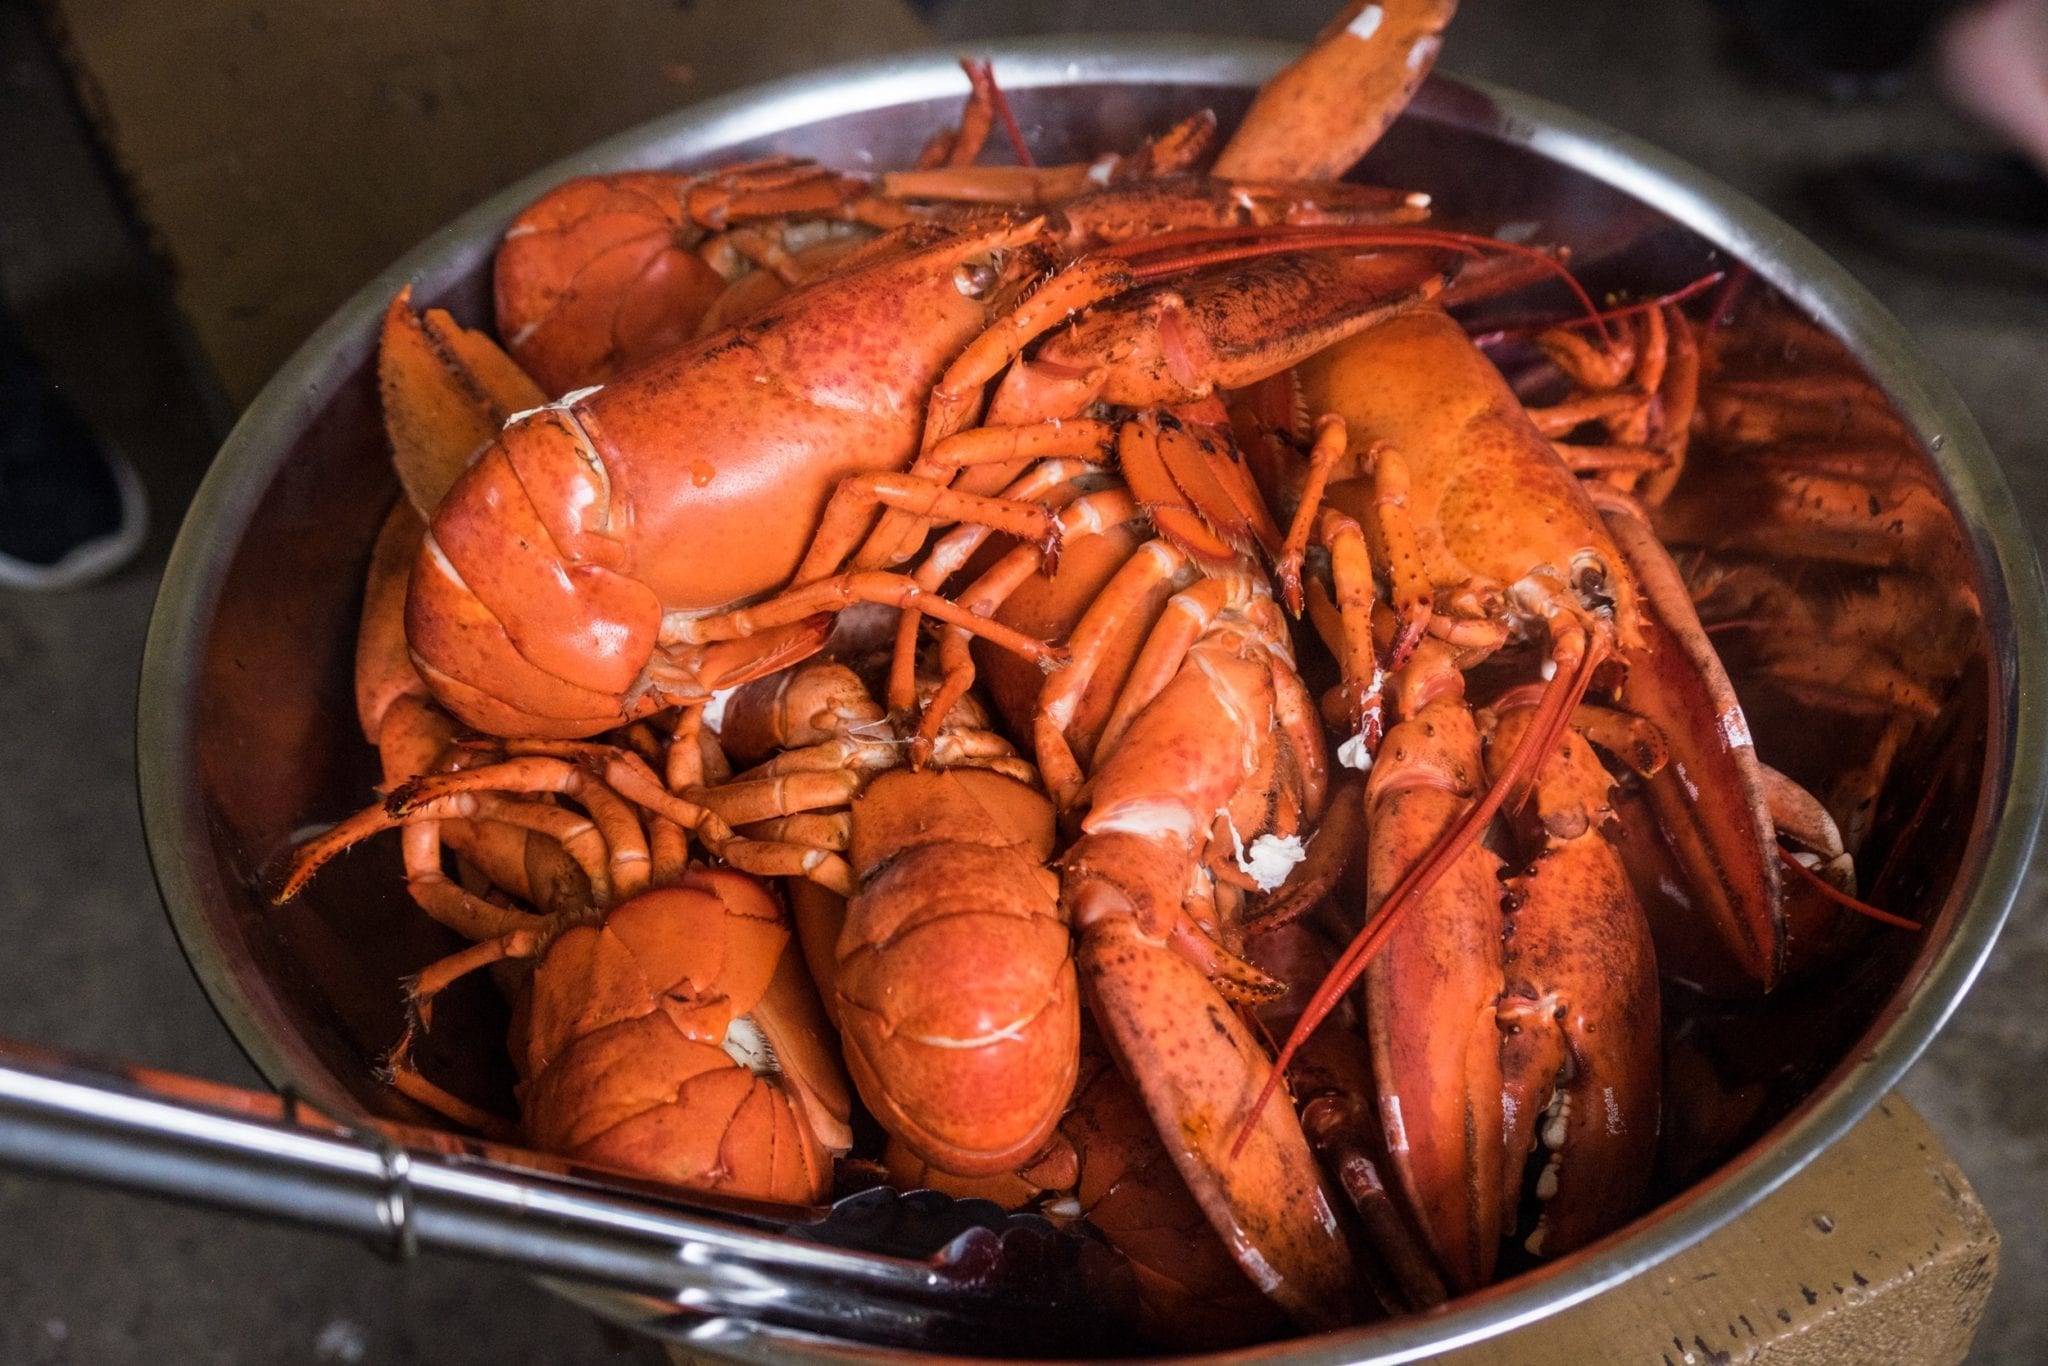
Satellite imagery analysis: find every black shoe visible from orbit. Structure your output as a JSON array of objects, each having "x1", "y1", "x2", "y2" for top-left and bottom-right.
[
  {"x1": 1809, "y1": 150, "x2": 2048, "y2": 284},
  {"x1": 0, "y1": 367, "x2": 148, "y2": 591}
]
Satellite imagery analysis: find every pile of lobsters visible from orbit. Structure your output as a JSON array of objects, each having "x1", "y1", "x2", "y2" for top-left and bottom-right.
[{"x1": 278, "y1": 0, "x2": 1978, "y2": 1346}]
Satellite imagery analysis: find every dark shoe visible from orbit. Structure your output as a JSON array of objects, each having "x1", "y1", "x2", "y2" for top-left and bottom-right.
[
  {"x1": 1809, "y1": 150, "x2": 2048, "y2": 284},
  {"x1": 0, "y1": 371, "x2": 148, "y2": 591}
]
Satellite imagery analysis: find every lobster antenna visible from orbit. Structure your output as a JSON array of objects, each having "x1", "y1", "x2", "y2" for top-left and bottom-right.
[
  {"x1": 1118, "y1": 225, "x2": 1612, "y2": 344},
  {"x1": 1777, "y1": 846, "x2": 1923, "y2": 931},
  {"x1": 1505, "y1": 636, "x2": 1608, "y2": 821},
  {"x1": 1467, "y1": 269, "x2": 1726, "y2": 349},
  {"x1": 965, "y1": 58, "x2": 1036, "y2": 168},
  {"x1": 1228, "y1": 644, "x2": 1599, "y2": 1160}
]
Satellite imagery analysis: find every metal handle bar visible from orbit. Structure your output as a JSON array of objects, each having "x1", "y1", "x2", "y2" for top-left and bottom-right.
[{"x1": 0, "y1": 1041, "x2": 1131, "y2": 1355}]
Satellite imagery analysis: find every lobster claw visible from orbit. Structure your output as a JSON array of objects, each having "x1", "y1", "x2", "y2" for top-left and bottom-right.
[
  {"x1": 1359, "y1": 679, "x2": 1506, "y2": 1293},
  {"x1": 1590, "y1": 485, "x2": 1785, "y2": 990},
  {"x1": 1485, "y1": 707, "x2": 1661, "y2": 1261}
]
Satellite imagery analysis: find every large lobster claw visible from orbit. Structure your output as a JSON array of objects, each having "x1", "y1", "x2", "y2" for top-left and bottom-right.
[
  {"x1": 1589, "y1": 485, "x2": 1785, "y2": 990},
  {"x1": 1484, "y1": 705, "x2": 1661, "y2": 1260},
  {"x1": 1359, "y1": 658, "x2": 1506, "y2": 1293}
]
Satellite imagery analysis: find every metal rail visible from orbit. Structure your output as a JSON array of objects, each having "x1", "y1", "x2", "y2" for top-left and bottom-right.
[{"x1": 0, "y1": 1041, "x2": 1129, "y2": 1356}]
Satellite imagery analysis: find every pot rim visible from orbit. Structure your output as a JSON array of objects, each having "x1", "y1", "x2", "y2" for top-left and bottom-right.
[{"x1": 138, "y1": 35, "x2": 2048, "y2": 1365}]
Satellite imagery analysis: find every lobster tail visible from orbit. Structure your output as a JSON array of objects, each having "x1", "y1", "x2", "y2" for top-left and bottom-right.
[
  {"x1": 408, "y1": 398, "x2": 664, "y2": 738},
  {"x1": 836, "y1": 767, "x2": 1079, "y2": 1178}
]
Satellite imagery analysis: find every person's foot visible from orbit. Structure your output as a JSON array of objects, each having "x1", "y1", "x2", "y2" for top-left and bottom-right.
[
  {"x1": 1940, "y1": 0, "x2": 2048, "y2": 178},
  {"x1": 0, "y1": 365, "x2": 148, "y2": 591}
]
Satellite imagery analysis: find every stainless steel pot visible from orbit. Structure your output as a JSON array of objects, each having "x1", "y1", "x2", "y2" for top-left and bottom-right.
[{"x1": 137, "y1": 39, "x2": 2047, "y2": 1363}]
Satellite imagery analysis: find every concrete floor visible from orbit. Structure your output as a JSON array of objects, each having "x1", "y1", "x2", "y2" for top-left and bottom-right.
[{"x1": 0, "y1": 0, "x2": 2040, "y2": 1360}]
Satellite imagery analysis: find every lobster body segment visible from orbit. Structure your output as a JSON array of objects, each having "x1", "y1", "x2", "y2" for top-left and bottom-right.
[{"x1": 518, "y1": 871, "x2": 846, "y2": 1204}]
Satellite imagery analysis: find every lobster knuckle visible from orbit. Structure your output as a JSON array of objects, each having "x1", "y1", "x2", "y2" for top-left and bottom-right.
[
  {"x1": 985, "y1": 357, "x2": 1107, "y2": 427},
  {"x1": 1061, "y1": 834, "x2": 1183, "y2": 940}
]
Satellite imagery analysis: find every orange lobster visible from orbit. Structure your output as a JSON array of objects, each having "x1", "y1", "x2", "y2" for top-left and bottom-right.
[
  {"x1": 887, "y1": 416, "x2": 1361, "y2": 1326},
  {"x1": 402, "y1": 0, "x2": 1475, "y2": 748},
  {"x1": 405, "y1": 221, "x2": 1085, "y2": 741},
  {"x1": 1230, "y1": 302, "x2": 1817, "y2": 1290},
  {"x1": 291, "y1": 0, "x2": 1928, "y2": 1331},
  {"x1": 492, "y1": 48, "x2": 1438, "y2": 398},
  {"x1": 690, "y1": 658, "x2": 1081, "y2": 1180},
  {"x1": 390, "y1": 869, "x2": 852, "y2": 1204},
  {"x1": 283, "y1": 295, "x2": 630, "y2": 942}
]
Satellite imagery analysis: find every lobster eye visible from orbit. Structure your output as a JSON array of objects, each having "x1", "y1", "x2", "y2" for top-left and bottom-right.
[
  {"x1": 954, "y1": 253, "x2": 1003, "y2": 299},
  {"x1": 1570, "y1": 554, "x2": 1613, "y2": 610}
]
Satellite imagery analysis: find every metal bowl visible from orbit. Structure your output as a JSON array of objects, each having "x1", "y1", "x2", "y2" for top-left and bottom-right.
[{"x1": 138, "y1": 38, "x2": 2046, "y2": 1363}]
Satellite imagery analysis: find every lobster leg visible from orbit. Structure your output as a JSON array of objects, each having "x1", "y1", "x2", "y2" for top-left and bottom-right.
[
  {"x1": 1641, "y1": 306, "x2": 1700, "y2": 505},
  {"x1": 898, "y1": 473, "x2": 1130, "y2": 746},
  {"x1": 282, "y1": 787, "x2": 612, "y2": 919},
  {"x1": 909, "y1": 406, "x2": 1294, "y2": 762},
  {"x1": 1302, "y1": 504, "x2": 1389, "y2": 743},
  {"x1": 840, "y1": 260, "x2": 1135, "y2": 573},
  {"x1": 667, "y1": 568, "x2": 1061, "y2": 665},
  {"x1": 1034, "y1": 541, "x2": 1199, "y2": 807},
  {"x1": 1273, "y1": 415, "x2": 1352, "y2": 613},
  {"x1": 792, "y1": 472, "x2": 1064, "y2": 587},
  {"x1": 1089, "y1": 575, "x2": 1242, "y2": 767},
  {"x1": 853, "y1": 246, "x2": 1451, "y2": 578}
]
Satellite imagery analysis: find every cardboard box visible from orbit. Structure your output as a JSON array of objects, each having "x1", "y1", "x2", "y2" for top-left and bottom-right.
[
  {"x1": 45, "y1": 0, "x2": 930, "y2": 405},
  {"x1": 673, "y1": 1095, "x2": 1997, "y2": 1363}
]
